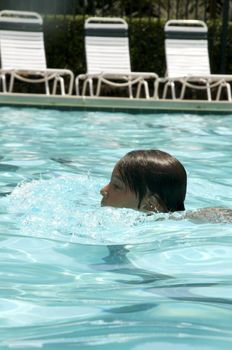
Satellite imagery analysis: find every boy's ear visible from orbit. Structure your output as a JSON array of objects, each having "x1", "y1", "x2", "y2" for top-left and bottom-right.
[
  {"x1": 140, "y1": 194, "x2": 168, "y2": 213},
  {"x1": 140, "y1": 194, "x2": 160, "y2": 212}
]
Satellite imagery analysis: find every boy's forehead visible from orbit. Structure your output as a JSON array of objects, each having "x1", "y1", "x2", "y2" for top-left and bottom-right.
[{"x1": 111, "y1": 165, "x2": 123, "y2": 180}]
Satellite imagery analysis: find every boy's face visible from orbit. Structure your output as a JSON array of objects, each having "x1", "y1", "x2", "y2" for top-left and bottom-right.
[{"x1": 100, "y1": 165, "x2": 139, "y2": 209}]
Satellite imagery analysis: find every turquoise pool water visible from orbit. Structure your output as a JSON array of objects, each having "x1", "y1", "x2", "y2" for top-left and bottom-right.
[{"x1": 0, "y1": 107, "x2": 232, "y2": 349}]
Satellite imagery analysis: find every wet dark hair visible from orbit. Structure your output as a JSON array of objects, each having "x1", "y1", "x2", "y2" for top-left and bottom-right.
[{"x1": 117, "y1": 150, "x2": 187, "y2": 212}]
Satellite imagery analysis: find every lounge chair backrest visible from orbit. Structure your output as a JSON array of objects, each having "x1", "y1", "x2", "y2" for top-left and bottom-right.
[
  {"x1": 85, "y1": 17, "x2": 131, "y2": 74},
  {"x1": 0, "y1": 10, "x2": 47, "y2": 70},
  {"x1": 165, "y1": 19, "x2": 211, "y2": 77}
]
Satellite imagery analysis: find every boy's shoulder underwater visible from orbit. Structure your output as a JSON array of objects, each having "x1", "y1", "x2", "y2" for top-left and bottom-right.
[{"x1": 183, "y1": 207, "x2": 232, "y2": 224}]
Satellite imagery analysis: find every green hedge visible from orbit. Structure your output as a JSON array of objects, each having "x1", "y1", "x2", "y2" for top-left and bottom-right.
[{"x1": 43, "y1": 16, "x2": 232, "y2": 77}]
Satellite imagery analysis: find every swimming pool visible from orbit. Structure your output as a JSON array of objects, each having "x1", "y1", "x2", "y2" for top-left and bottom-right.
[{"x1": 0, "y1": 107, "x2": 232, "y2": 349}]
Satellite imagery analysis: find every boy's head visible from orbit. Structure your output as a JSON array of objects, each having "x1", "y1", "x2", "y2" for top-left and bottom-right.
[{"x1": 100, "y1": 150, "x2": 187, "y2": 212}]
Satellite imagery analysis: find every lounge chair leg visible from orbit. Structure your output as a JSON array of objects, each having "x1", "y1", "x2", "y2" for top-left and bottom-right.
[
  {"x1": 222, "y1": 82, "x2": 232, "y2": 101},
  {"x1": 82, "y1": 79, "x2": 88, "y2": 96},
  {"x1": 67, "y1": 73, "x2": 74, "y2": 95},
  {"x1": 226, "y1": 83, "x2": 232, "y2": 101},
  {"x1": 216, "y1": 82, "x2": 232, "y2": 101},
  {"x1": 162, "y1": 81, "x2": 176, "y2": 99},
  {"x1": 153, "y1": 79, "x2": 159, "y2": 99},
  {"x1": 1, "y1": 75, "x2": 7, "y2": 92},
  {"x1": 52, "y1": 77, "x2": 65, "y2": 95},
  {"x1": 52, "y1": 78, "x2": 58, "y2": 95},
  {"x1": 89, "y1": 79, "x2": 94, "y2": 96},
  {"x1": 59, "y1": 77, "x2": 65, "y2": 95},
  {"x1": 206, "y1": 81, "x2": 211, "y2": 101},
  {"x1": 96, "y1": 79, "x2": 102, "y2": 97},
  {"x1": 170, "y1": 81, "x2": 176, "y2": 99},
  {"x1": 162, "y1": 83, "x2": 168, "y2": 99},
  {"x1": 136, "y1": 82, "x2": 141, "y2": 98},
  {"x1": 76, "y1": 78, "x2": 81, "y2": 96},
  {"x1": 135, "y1": 81, "x2": 149, "y2": 99},
  {"x1": 180, "y1": 83, "x2": 186, "y2": 99},
  {"x1": 143, "y1": 81, "x2": 150, "y2": 99},
  {"x1": 82, "y1": 78, "x2": 93, "y2": 96},
  {"x1": 9, "y1": 74, "x2": 15, "y2": 92},
  {"x1": 128, "y1": 81, "x2": 133, "y2": 99},
  {"x1": 45, "y1": 79, "x2": 50, "y2": 95},
  {"x1": 216, "y1": 84, "x2": 222, "y2": 101}
]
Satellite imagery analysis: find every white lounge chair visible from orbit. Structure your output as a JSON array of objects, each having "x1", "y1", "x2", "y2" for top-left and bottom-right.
[
  {"x1": 161, "y1": 19, "x2": 232, "y2": 101},
  {"x1": 0, "y1": 10, "x2": 74, "y2": 95},
  {"x1": 76, "y1": 17, "x2": 158, "y2": 99}
]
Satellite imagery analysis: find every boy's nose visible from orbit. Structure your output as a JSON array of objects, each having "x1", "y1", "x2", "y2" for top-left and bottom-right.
[{"x1": 100, "y1": 184, "x2": 109, "y2": 197}]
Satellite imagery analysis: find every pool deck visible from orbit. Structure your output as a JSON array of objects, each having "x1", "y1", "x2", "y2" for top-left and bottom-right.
[{"x1": 0, "y1": 92, "x2": 232, "y2": 113}]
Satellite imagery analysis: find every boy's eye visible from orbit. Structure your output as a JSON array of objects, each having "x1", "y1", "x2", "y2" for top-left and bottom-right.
[{"x1": 112, "y1": 182, "x2": 122, "y2": 190}]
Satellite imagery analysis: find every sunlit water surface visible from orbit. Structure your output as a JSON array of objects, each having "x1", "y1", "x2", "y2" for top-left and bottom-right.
[{"x1": 0, "y1": 107, "x2": 232, "y2": 349}]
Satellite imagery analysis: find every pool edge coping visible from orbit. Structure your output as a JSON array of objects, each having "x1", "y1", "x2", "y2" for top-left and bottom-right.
[{"x1": 0, "y1": 93, "x2": 232, "y2": 113}]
